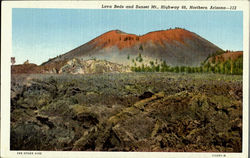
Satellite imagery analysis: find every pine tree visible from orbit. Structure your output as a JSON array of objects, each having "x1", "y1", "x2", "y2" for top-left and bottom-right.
[
  {"x1": 225, "y1": 61, "x2": 231, "y2": 74},
  {"x1": 174, "y1": 66, "x2": 180, "y2": 73},
  {"x1": 141, "y1": 64, "x2": 145, "y2": 72},
  {"x1": 155, "y1": 65, "x2": 160, "y2": 72},
  {"x1": 180, "y1": 66, "x2": 185, "y2": 72}
]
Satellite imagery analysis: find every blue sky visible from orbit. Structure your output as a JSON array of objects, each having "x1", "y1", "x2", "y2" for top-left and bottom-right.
[{"x1": 12, "y1": 9, "x2": 243, "y2": 65}]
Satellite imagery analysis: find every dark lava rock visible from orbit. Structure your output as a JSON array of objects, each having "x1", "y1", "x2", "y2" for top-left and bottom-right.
[
  {"x1": 139, "y1": 91, "x2": 154, "y2": 99},
  {"x1": 10, "y1": 73, "x2": 242, "y2": 152}
]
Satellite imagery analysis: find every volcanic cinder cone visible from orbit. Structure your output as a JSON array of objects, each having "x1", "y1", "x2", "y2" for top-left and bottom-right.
[{"x1": 43, "y1": 28, "x2": 222, "y2": 67}]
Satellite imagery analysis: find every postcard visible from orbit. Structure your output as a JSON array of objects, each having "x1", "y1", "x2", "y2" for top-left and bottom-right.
[{"x1": 1, "y1": 1, "x2": 249, "y2": 158}]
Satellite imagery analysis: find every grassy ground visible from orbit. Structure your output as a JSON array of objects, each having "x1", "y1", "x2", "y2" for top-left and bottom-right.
[{"x1": 11, "y1": 72, "x2": 242, "y2": 151}]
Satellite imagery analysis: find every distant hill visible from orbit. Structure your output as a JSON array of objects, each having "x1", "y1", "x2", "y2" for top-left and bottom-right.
[
  {"x1": 207, "y1": 51, "x2": 243, "y2": 64},
  {"x1": 42, "y1": 28, "x2": 222, "y2": 67},
  {"x1": 11, "y1": 63, "x2": 40, "y2": 74},
  {"x1": 200, "y1": 51, "x2": 243, "y2": 75},
  {"x1": 11, "y1": 61, "x2": 67, "y2": 74}
]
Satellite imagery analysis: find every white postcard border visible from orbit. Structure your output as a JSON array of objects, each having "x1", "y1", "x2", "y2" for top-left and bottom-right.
[{"x1": 1, "y1": 1, "x2": 249, "y2": 158}]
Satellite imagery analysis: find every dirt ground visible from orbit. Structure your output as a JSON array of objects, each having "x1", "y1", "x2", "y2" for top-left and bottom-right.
[{"x1": 10, "y1": 72, "x2": 242, "y2": 152}]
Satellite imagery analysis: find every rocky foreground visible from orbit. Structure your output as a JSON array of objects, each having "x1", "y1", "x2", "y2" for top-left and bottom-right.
[{"x1": 11, "y1": 72, "x2": 242, "y2": 152}]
